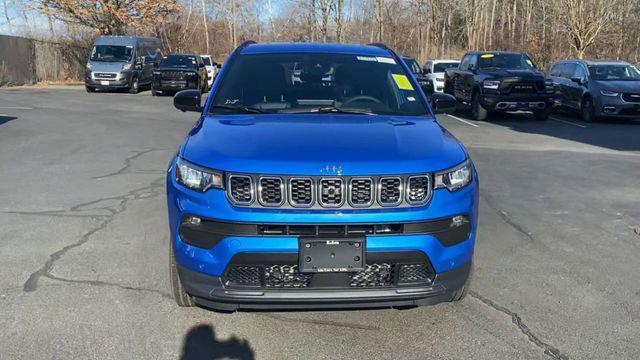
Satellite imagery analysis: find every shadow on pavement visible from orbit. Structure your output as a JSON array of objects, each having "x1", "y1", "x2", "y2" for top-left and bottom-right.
[
  {"x1": 456, "y1": 109, "x2": 640, "y2": 152},
  {"x1": 180, "y1": 324, "x2": 255, "y2": 360},
  {"x1": 0, "y1": 115, "x2": 17, "y2": 125}
]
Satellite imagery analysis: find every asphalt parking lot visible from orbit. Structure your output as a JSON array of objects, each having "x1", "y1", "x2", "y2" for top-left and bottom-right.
[{"x1": 1, "y1": 86, "x2": 639, "y2": 360}]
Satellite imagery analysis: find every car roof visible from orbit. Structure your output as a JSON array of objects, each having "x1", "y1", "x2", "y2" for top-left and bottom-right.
[
  {"x1": 167, "y1": 53, "x2": 198, "y2": 57},
  {"x1": 554, "y1": 59, "x2": 631, "y2": 66},
  {"x1": 241, "y1": 42, "x2": 392, "y2": 57},
  {"x1": 94, "y1": 36, "x2": 158, "y2": 46},
  {"x1": 429, "y1": 59, "x2": 460, "y2": 63},
  {"x1": 469, "y1": 51, "x2": 524, "y2": 56}
]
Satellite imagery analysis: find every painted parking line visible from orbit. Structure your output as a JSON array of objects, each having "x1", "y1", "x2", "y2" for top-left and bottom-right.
[
  {"x1": 550, "y1": 116, "x2": 587, "y2": 128},
  {"x1": 0, "y1": 106, "x2": 33, "y2": 110},
  {"x1": 446, "y1": 114, "x2": 480, "y2": 127}
]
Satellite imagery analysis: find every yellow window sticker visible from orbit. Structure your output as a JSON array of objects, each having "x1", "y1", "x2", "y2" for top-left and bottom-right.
[
  {"x1": 526, "y1": 59, "x2": 533, "y2": 66},
  {"x1": 481, "y1": 54, "x2": 494, "y2": 58},
  {"x1": 392, "y1": 74, "x2": 414, "y2": 90}
]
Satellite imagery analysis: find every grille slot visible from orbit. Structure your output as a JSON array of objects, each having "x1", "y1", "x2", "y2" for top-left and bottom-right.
[
  {"x1": 265, "y1": 265, "x2": 312, "y2": 288},
  {"x1": 224, "y1": 266, "x2": 261, "y2": 287},
  {"x1": 258, "y1": 177, "x2": 284, "y2": 206},
  {"x1": 93, "y1": 72, "x2": 117, "y2": 79},
  {"x1": 318, "y1": 178, "x2": 345, "y2": 207},
  {"x1": 407, "y1": 175, "x2": 431, "y2": 205},
  {"x1": 289, "y1": 178, "x2": 314, "y2": 207},
  {"x1": 162, "y1": 71, "x2": 186, "y2": 80},
  {"x1": 349, "y1": 264, "x2": 394, "y2": 288},
  {"x1": 378, "y1": 177, "x2": 402, "y2": 206},
  {"x1": 398, "y1": 263, "x2": 434, "y2": 284},
  {"x1": 349, "y1": 178, "x2": 374, "y2": 207},
  {"x1": 228, "y1": 175, "x2": 254, "y2": 205}
]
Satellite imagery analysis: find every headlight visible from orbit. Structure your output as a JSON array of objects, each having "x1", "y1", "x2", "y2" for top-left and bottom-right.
[
  {"x1": 175, "y1": 157, "x2": 223, "y2": 192},
  {"x1": 434, "y1": 160, "x2": 473, "y2": 191},
  {"x1": 86, "y1": 63, "x2": 92, "y2": 70},
  {"x1": 600, "y1": 90, "x2": 619, "y2": 97},
  {"x1": 121, "y1": 63, "x2": 132, "y2": 70},
  {"x1": 483, "y1": 80, "x2": 500, "y2": 90}
]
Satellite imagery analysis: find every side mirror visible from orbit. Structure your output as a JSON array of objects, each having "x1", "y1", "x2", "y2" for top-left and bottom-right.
[
  {"x1": 174, "y1": 90, "x2": 202, "y2": 112},
  {"x1": 570, "y1": 77, "x2": 583, "y2": 85},
  {"x1": 216, "y1": 64, "x2": 222, "y2": 69},
  {"x1": 430, "y1": 93, "x2": 457, "y2": 115},
  {"x1": 424, "y1": 68, "x2": 431, "y2": 74},
  {"x1": 198, "y1": 63, "x2": 205, "y2": 68}
]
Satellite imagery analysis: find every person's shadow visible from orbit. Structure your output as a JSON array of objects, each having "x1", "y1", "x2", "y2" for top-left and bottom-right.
[{"x1": 180, "y1": 324, "x2": 255, "y2": 360}]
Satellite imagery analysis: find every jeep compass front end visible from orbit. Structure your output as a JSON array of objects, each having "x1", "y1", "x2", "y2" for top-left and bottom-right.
[{"x1": 166, "y1": 42, "x2": 478, "y2": 311}]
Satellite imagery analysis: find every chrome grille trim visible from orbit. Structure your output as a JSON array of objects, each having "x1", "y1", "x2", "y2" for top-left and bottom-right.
[
  {"x1": 288, "y1": 177, "x2": 315, "y2": 208},
  {"x1": 258, "y1": 176, "x2": 285, "y2": 207},
  {"x1": 406, "y1": 175, "x2": 432, "y2": 205},
  {"x1": 227, "y1": 175, "x2": 254, "y2": 206},
  {"x1": 377, "y1": 177, "x2": 403, "y2": 207},
  {"x1": 348, "y1": 177, "x2": 374, "y2": 208},
  {"x1": 318, "y1": 178, "x2": 345, "y2": 208}
]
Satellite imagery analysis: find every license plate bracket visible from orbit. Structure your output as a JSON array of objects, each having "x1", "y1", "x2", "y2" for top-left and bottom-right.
[
  {"x1": 100, "y1": 80, "x2": 109, "y2": 86},
  {"x1": 299, "y1": 238, "x2": 365, "y2": 273}
]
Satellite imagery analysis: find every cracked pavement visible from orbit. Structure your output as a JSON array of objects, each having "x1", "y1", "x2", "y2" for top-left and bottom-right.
[{"x1": 1, "y1": 86, "x2": 639, "y2": 359}]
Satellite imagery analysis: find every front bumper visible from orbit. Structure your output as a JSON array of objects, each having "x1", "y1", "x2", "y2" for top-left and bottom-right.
[
  {"x1": 85, "y1": 71, "x2": 132, "y2": 89},
  {"x1": 152, "y1": 77, "x2": 199, "y2": 92},
  {"x1": 595, "y1": 98, "x2": 640, "y2": 119},
  {"x1": 481, "y1": 93, "x2": 554, "y2": 111},
  {"x1": 167, "y1": 157, "x2": 479, "y2": 309}
]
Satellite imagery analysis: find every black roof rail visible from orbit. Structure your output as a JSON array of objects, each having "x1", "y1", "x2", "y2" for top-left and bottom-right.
[
  {"x1": 237, "y1": 40, "x2": 256, "y2": 50},
  {"x1": 367, "y1": 42, "x2": 390, "y2": 50}
]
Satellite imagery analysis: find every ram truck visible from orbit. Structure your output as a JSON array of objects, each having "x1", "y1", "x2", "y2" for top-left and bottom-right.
[
  {"x1": 167, "y1": 42, "x2": 478, "y2": 311},
  {"x1": 444, "y1": 51, "x2": 554, "y2": 120}
]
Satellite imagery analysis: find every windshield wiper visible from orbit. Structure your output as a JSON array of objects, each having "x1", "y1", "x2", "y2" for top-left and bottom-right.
[
  {"x1": 285, "y1": 107, "x2": 374, "y2": 115},
  {"x1": 210, "y1": 104, "x2": 263, "y2": 114}
]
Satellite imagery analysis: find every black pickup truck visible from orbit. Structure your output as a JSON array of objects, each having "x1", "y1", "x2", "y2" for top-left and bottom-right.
[{"x1": 444, "y1": 51, "x2": 554, "y2": 120}]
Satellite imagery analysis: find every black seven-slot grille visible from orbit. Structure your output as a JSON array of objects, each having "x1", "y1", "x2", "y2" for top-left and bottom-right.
[
  {"x1": 162, "y1": 71, "x2": 186, "y2": 80},
  {"x1": 226, "y1": 174, "x2": 432, "y2": 209}
]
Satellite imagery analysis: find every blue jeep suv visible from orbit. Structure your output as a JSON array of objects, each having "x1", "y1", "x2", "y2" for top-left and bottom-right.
[{"x1": 166, "y1": 42, "x2": 478, "y2": 311}]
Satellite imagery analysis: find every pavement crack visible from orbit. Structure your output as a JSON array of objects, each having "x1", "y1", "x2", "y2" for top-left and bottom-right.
[
  {"x1": 470, "y1": 291, "x2": 568, "y2": 360},
  {"x1": 92, "y1": 148, "x2": 167, "y2": 179},
  {"x1": 45, "y1": 274, "x2": 172, "y2": 300},
  {"x1": 257, "y1": 313, "x2": 380, "y2": 331},
  {"x1": 22, "y1": 177, "x2": 165, "y2": 293},
  {"x1": 481, "y1": 193, "x2": 534, "y2": 241}
]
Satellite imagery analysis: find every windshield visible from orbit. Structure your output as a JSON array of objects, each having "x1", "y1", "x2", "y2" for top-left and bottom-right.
[
  {"x1": 160, "y1": 55, "x2": 197, "y2": 68},
  {"x1": 202, "y1": 57, "x2": 212, "y2": 66},
  {"x1": 90, "y1": 45, "x2": 133, "y2": 62},
  {"x1": 434, "y1": 62, "x2": 459, "y2": 73},
  {"x1": 403, "y1": 58, "x2": 422, "y2": 74},
  {"x1": 210, "y1": 53, "x2": 428, "y2": 116},
  {"x1": 588, "y1": 65, "x2": 640, "y2": 81},
  {"x1": 478, "y1": 53, "x2": 536, "y2": 70}
]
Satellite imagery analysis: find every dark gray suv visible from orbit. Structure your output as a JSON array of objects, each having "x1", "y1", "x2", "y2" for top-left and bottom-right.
[{"x1": 548, "y1": 60, "x2": 640, "y2": 122}]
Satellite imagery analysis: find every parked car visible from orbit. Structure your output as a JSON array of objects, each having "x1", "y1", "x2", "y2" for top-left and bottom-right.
[
  {"x1": 444, "y1": 51, "x2": 554, "y2": 121},
  {"x1": 401, "y1": 56, "x2": 433, "y2": 96},
  {"x1": 151, "y1": 54, "x2": 209, "y2": 96},
  {"x1": 201, "y1": 55, "x2": 217, "y2": 88},
  {"x1": 85, "y1": 36, "x2": 162, "y2": 94},
  {"x1": 166, "y1": 41, "x2": 476, "y2": 311},
  {"x1": 548, "y1": 60, "x2": 640, "y2": 122},
  {"x1": 423, "y1": 60, "x2": 460, "y2": 93}
]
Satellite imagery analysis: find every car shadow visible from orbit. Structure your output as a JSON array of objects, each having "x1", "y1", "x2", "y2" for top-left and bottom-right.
[
  {"x1": 0, "y1": 115, "x2": 17, "y2": 125},
  {"x1": 454, "y1": 108, "x2": 640, "y2": 152},
  {"x1": 179, "y1": 324, "x2": 255, "y2": 360}
]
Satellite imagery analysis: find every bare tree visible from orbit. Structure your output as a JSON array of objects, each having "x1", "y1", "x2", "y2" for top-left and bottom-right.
[
  {"x1": 562, "y1": 0, "x2": 614, "y2": 59},
  {"x1": 200, "y1": 0, "x2": 209, "y2": 53}
]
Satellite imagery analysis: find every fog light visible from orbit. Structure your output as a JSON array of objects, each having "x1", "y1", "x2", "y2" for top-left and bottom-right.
[
  {"x1": 451, "y1": 215, "x2": 466, "y2": 227},
  {"x1": 603, "y1": 106, "x2": 616, "y2": 113},
  {"x1": 185, "y1": 216, "x2": 201, "y2": 225}
]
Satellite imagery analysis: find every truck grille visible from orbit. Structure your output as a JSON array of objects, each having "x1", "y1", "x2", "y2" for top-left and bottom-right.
[
  {"x1": 378, "y1": 177, "x2": 402, "y2": 206},
  {"x1": 162, "y1": 71, "x2": 186, "y2": 80},
  {"x1": 227, "y1": 174, "x2": 433, "y2": 209},
  {"x1": 622, "y1": 93, "x2": 640, "y2": 103},
  {"x1": 223, "y1": 262, "x2": 434, "y2": 289},
  {"x1": 93, "y1": 72, "x2": 117, "y2": 79}
]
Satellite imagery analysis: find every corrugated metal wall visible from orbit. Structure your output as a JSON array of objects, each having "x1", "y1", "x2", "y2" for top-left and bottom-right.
[{"x1": 0, "y1": 34, "x2": 36, "y2": 85}]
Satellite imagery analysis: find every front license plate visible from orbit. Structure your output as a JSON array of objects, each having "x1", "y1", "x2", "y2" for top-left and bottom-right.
[
  {"x1": 100, "y1": 81, "x2": 109, "y2": 85},
  {"x1": 299, "y1": 238, "x2": 364, "y2": 273}
]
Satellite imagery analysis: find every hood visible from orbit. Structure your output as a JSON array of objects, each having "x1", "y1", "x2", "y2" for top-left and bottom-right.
[
  {"x1": 483, "y1": 69, "x2": 545, "y2": 79},
  {"x1": 593, "y1": 80, "x2": 640, "y2": 93},
  {"x1": 181, "y1": 114, "x2": 467, "y2": 175},
  {"x1": 89, "y1": 61, "x2": 128, "y2": 73}
]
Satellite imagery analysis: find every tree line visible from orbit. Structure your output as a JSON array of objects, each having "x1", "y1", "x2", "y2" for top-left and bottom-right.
[{"x1": 6, "y1": 0, "x2": 640, "y2": 68}]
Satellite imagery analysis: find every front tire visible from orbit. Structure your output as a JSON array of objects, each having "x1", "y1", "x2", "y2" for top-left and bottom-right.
[
  {"x1": 170, "y1": 243, "x2": 195, "y2": 307},
  {"x1": 151, "y1": 87, "x2": 159, "y2": 96},
  {"x1": 581, "y1": 97, "x2": 596, "y2": 123},
  {"x1": 471, "y1": 92, "x2": 489, "y2": 121},
  {"x1": 85, "y1": 85, "x2": 96, "y2": 93},
  {"x1": 129, "y1": 76, "x2": 139, "y2": 94}
]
